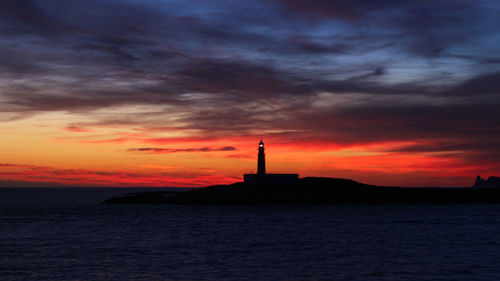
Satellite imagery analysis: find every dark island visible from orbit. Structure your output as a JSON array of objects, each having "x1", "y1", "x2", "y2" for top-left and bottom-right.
[{"x1": 104, "y1": 176, "x2": 500, "y2": 205}]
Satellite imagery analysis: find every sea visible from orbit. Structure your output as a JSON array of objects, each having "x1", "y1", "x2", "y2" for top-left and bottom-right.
[{"x1": 2, "y1": 188, "x2": 500, "y2": 281}]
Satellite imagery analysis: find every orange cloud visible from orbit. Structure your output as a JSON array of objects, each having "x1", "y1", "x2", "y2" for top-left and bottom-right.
[
  {"x1": 127, "y1": 146, "x2": 236, "y2": 154},
  {"x1": 0, "y1": 163, "x2": 238, "y2": 187},
  {"x1": 64, "y1": 126, "x2": 90, "y2": 133}
]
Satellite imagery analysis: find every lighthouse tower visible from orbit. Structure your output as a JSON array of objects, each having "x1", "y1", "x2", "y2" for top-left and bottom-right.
[
  {"x1": 243, "y1": 140, "x2": 298, "y2": 185},
  {"x1": 258, "y1": 140, "x2": 266, "y2": 174}
]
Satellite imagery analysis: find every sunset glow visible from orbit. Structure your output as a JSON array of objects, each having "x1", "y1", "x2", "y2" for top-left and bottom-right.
[{"x1": 1, "y1": 0, "x2": 499, "y2": 187}]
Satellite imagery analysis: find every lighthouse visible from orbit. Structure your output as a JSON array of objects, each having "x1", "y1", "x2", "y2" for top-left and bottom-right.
[
  {"x1": 243, "y1": 140, "x2": 298, "y2": 185},
  {"x1": 258, "y1": 140, "x2": 266, "y2": 174}
]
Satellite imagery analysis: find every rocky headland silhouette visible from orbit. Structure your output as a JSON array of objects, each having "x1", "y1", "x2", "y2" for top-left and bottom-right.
[
  {"x1": 104, "y1": 176, "x2": 500, "y2": 205},
  {"x1": 474, "y1": 176, "x2": 500, "y2": 187}
]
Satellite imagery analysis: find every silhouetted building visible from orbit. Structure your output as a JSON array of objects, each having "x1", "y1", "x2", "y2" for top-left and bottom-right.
[{"x1": 244, "y1": 140, "x2": 299, "y2": 185}]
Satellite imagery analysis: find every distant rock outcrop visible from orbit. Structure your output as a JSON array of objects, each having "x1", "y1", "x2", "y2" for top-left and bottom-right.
[{"x1": 474, "y1": 176, "x2": 500, "y2": 187}]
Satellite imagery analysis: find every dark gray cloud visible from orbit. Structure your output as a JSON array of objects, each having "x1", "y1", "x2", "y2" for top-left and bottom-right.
[
  {"x1": 447, "y1": 72, "x2": 500, "y2": 96},
  {"x1": 175, "y1": 60, "x2": 313, "y2": 98}
]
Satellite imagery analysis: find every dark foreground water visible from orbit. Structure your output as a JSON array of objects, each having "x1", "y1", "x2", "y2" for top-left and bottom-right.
[{"x1": 2, "y1": 188, "x2": 500, "y2": 281}]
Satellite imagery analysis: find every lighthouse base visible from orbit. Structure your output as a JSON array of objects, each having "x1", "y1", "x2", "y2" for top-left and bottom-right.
[{"x1": 243, "y1": 173, "x2": 299, "y2": 185}]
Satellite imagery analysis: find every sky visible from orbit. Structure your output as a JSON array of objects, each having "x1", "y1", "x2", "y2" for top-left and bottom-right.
[{"x1": 1, "y1": 0, "x2": 500, "y2": 187}]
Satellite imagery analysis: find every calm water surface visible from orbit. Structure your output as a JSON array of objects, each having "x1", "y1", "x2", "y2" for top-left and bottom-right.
[{"x1": 1, "y1": 188, "x2": 500, "y2": 280}]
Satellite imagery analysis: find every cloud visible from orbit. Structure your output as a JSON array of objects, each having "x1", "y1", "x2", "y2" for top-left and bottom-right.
[
  {"x1": 447, "y1": 72, "x2": 500, "y2": 96},
  {"x1": 275, "y1": 0, "x2": 362, "y2": 20},
  {"x1": 64, "y1": 126, "x2": 89, "y2": 133},
  {"x1": 0, "y1": 0, "x2": 496, "y2": 118},
  {"x1": 0, "y1": 162, "x2": 238, "y2": 187},
  {"x1": 128, "y1": 146, "x2": 237, "y2": 154}
]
